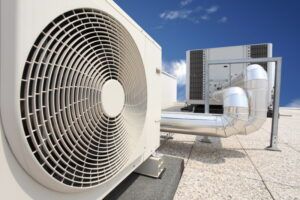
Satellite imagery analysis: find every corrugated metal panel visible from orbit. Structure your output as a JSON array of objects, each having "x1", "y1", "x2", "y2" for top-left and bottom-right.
[{"x1": 189, "y1": 50, "x2": 204, "y2": 100}]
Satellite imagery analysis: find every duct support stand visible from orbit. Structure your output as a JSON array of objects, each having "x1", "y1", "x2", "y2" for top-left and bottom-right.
[
  {"x1": 161, "y1": 132, "x2": 174, "y2": 140},
  {"x1": 205, "y1": 57, "x2": 282, "y2": 151},
  {"x1": 199, "y1": 136, "x2": 212, "y2": 143},
  {"x1": 265, "y1": 146, "x2": 281, "y2": 152},
  {"x1": 134, "y1": 153, "x2": 165, "y2": 178},
  {"x1": 265, "y1": 58, "x2": 282, "y2": 151}
]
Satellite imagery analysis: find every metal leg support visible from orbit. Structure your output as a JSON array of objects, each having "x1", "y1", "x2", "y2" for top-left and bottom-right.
[
  {"x1": 160, "y1": 132, "x2": 174, "y2": 140},
  {"x1": 266, "y1": 59, "x2": 282, "y2": 152},
  {"x1": 200, "y1": 136, "x2": 212, "y2": 143},
  {"x1": 204, "y1": 57, "x2": 282, "y2": 151},
  {"x1": 134, "y1": 154, "x2": 165, "y2": 178}
]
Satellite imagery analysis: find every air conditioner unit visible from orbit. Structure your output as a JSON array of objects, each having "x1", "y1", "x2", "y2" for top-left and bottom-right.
[
  {"x1": 186, "y1": 43, "x2": 275, "y2": 112},
  {"x1": 161, "y1": 71, "x2": 177, "y2": 109},
  {"x1": 0, "y1": 0, "x2": 161, "y2": 199}
]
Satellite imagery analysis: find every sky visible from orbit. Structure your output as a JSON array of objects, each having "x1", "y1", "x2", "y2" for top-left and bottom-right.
[{"x1": 115, "y1": 0, "x2": 300, "y2": 107}]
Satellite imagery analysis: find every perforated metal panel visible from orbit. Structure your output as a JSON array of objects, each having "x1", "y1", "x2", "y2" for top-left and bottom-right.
[
  {"x1": 189, "y1": 50, "x2": 204, "y2": 100},
  {"x1": 19, "y1": 8, "x2": 147, "y2": 188}
]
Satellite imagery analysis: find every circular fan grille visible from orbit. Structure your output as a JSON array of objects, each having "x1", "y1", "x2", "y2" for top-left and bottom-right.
[{"x1": 20, "y1": 8, "x2": 147, "y2": 188}]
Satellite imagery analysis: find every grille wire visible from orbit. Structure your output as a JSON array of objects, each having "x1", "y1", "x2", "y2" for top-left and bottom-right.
[{"x1": 20, "y1": 8, "x2": 147, "y2": 188}]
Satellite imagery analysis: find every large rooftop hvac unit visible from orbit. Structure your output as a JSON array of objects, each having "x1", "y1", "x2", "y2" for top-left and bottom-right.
[
  {"x1": 186, "y1": 44, "x2": 275, "y2": 113},
  {"x1": 0, "y1": 0, "x2": 161, "y2": 199}
]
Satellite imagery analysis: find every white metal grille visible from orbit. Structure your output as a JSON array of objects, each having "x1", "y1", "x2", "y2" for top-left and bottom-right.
[{"x1": 20, "y1": 8, "x2": 147, "y2": 188}]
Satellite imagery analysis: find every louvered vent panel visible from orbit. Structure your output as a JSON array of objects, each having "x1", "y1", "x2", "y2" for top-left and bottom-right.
[
  {"x1": 19, "y1": 8, "x2": 147, "y2": 188},
  {"x1": 189, "y1": 50, "x2": 204, "y2": 100},
  {"x1": 250, "y1": 44, "x2": 268, "y2": 71}
]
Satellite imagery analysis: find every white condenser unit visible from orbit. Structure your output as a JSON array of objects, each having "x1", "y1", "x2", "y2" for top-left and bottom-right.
[
  {"x1": 186, "y1": 43, "x2": 275, "y2": 111},
  {"x1": 161, "y1": 71, "x2": 177, "y2": 109},
  {"x1": 0, "y1": 0, "x2": 161, "y2": 199}
]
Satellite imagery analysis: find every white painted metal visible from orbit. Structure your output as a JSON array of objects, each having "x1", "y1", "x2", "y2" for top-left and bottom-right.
[
  {"x1": 161, "y1": 71, "x2": 177, "y2": 109},
  {"x1": 0, "y1": 0, "x2": 161, "y2": 198},
  {"x1": 161, "y1": 65, "x2": 268, "y2": 137},
  {"x1": 186, "y1": 44, "x2": 275, "y2": 110},
  {"x1": 186, "y1": 50, "x2": 191, "y2": 104},
  {"x1": 267, "y1": 45, "x2": 276, "y2": 109},
  {"x1": 134, "y1": 154, "x2": 165, "y2": 178}
]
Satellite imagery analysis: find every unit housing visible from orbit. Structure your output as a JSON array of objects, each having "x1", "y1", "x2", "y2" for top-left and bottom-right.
[
  {"x1": 186, "y1": 43, "x2": 275, "y2": 111},
  {"x1": 161, "y1": 71, "x2": 177, "y2": 109},
  {"x1": 0, "y1": 0, "x2": 161, "y2": 199}
]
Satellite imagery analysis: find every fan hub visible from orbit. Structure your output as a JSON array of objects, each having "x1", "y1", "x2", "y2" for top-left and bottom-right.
[{"x1": 101, "y1": 79, "x2": 125, "y2": 118}]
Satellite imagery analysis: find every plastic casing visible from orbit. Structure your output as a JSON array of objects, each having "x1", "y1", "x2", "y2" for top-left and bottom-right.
[{"x1": 0, "y1": 0, "x2": 161, "y2": 198}]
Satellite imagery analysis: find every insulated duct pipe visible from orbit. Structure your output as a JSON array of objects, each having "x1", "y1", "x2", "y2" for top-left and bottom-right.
[{"x1": 160, "y1": 64, "x2": 268, "y2": 137}]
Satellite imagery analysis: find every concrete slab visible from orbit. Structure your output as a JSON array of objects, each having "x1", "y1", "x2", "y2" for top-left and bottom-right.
[
  {"x1": 174, "y1": 167, "x2": 272, "y2": 200},
  {"x1": 277, "y1": 110, "x2": 300, "y2": 152},
  {"x1": 188, "y1": 142, "x2": 261, "y2": 180},
  {"x1": 265, "y1": 181, "x2": 300, "y2": 200},
  {"x1": 243, "y1": 144, "x2": 300, "y2": 187},
  {"x1": 158, "y1": 134, "x2": 195, "y2": 164},
  {"x1": 159, "y1": 107, "x2": 300, "y2": 199}
]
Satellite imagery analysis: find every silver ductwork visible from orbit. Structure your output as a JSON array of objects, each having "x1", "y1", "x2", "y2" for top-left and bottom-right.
[
  {"x1": 161, "y1": 87, "x2": 249, "y2": 137},
  {"x1": 160, "y1": 64, "x2": 268, "y2": 137}
]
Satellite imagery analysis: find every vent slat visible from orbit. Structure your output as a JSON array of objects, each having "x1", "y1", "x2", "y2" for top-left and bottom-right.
[{"x1": 19, "y1": 8, "x2": 147, "y2": 188}]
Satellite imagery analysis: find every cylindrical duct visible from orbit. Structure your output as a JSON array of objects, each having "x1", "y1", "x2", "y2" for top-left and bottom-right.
[
  {"x1": 242, "y1": 64, "x2": 269, "y2": 133},
  {"x1": 161, "y1": 87, "x2": 249, "y2": 137},
  {"x1": 160, "y1": 64, "x2": 268, "y2": 137}
]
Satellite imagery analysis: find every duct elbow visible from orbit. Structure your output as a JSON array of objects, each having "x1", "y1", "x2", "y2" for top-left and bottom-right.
[
  {"x1": 242, "y1": 64, "x2": 269, "y2": 135},
  {"x1": 161, "y1": 87, "x2": 249, "y2": 137},
  {"x1": 243, "y1": 112, "x2": 268, "y2": 134},
  {"x1": 220, "y1": 87, "x2": 249, "y2": 137},
  {"x1": 160, "y1": 64, "x2": 269, "y2": 138}
]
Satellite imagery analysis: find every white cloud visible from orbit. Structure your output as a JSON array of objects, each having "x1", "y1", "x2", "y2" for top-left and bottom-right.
[
  {"x1": 159, "y1": 4, "x2": 221, "y2": 23},
  {"x1": 201, "y1": 15, "x2": 209, "y2": 20},
  {"x1": 180, "y1": 0, "x2": 193, "y2": 6},
  {"x1": 218, "y1": 16, "x2": 228, "y2": 23},
  {"x1": 160, "y1": 10, "x2": 192, "y2": 20},
  {"x1": 206, "y1": 5, "x2": 219, "y2": 14},
  {"x1": 163, "y1": 60, "x2": 186, "y2": 85},
  {"x1": 286, "y1": 99, "x2": 300, "y2": 108}
]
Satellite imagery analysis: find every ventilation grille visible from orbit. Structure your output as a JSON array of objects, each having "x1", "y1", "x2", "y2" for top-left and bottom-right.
[
  {"x1": 250, "y1": 44, "x2": 268, "y2": 71},
  {"x1": 20, "y1": 8, "x2": 147, "y2": 188},
  {"x1": 189, "y1": 50, "x2": 204, "y2": 100}
]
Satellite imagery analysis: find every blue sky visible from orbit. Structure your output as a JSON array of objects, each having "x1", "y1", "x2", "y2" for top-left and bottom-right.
[{"x1": 115, "y1": 0, "x2": 300, "y2": 107}]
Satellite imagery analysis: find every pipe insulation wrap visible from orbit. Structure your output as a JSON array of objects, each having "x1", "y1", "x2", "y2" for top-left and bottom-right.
[
  {"x1": 160, "y1": 64, "x2": 269, "y2": 137},
  {"x1": 242, "y1": 64, "x2": 269, "y2": 133}
]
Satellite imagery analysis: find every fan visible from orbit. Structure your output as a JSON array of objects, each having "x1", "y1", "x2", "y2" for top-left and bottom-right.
[{"x1": 1, "y1": 0, "x2": 161, "y2": 197}]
